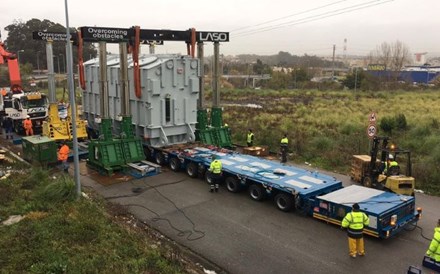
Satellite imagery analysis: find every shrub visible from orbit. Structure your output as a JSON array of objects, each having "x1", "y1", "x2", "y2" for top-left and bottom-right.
[
  {"x1": 395, "y1": 113, "x2": 407, "y2": 130},
  {"x1": 380, "y1": 116, "x2": 395, "y2": 133}
]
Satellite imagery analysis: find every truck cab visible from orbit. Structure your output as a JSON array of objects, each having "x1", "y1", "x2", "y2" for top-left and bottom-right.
[{"x1": 2, "y1": 91, "x2": 49, "y2": 134}]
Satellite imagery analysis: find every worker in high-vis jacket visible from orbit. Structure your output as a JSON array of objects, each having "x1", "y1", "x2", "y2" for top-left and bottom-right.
[
  {"x1": 341, "y1": 203, "x2": 370, "y2": 258},
  {"x1": 208, "y1": 154, "x2": 222, "y2": 192},
  {"x1": 426, "y1": 219, "x2": 440, "y2": 262},
  {"x1": 23, "y1": 116, "x2": 33, "y2": 136},
  {"x1": 246, "y1": 129, "x2": 254, "y2": 147},
  {"x1": 280, "y1": 134, "x2": 289, "y2": 163},
  {"x1": 57, "y1": 141, "x2": 70, "y2": 173}
]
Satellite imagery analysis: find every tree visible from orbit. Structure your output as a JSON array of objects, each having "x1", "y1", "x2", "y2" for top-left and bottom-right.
[
  {"x1": 253, "y1": 59, "x2": 271, "y2": 75},
  {"x1": 342, "y1": 69, "x2": 365, "y2": 90},
  {"x1": 4, "y1": 19, "x2": 97, "y2": 71},
  {"x1": 368, "y1": 40, "x2": 411, "y2": 81}
]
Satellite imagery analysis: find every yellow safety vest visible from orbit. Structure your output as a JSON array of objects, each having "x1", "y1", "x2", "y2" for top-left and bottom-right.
[
  {"x1": 281, "y1": 137, "x2": 288, "y2": 144},
  {"x1": 342, "y1": 211, "x2": 369, "y2": 230},
  {"x1": 210, "y1": 160, "x2": 222, "y2": 174},
  {"x1": 427, "y1": 227, "x2": 440, "y2": 262},
  {"x1": 247, "y1": 133, "x2": 254, "y2": 143}
]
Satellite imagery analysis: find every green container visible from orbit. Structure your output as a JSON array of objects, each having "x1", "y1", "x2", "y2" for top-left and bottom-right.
[{"x1": 21, "y1": 136, "x2": 58, "y2": 166}]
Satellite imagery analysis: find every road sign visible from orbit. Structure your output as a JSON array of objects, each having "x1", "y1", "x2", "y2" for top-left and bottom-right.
[
  {"x1": 369, "y1": 112, "x2": 377, "y2": 123},
  {"x1": 367, "y1": 124, "x2": 377, "y2": 139}
]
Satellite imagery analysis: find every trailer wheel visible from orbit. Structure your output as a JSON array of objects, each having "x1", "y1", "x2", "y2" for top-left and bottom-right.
[
  {"x1": 169, "y1": 158, "x2": 180, "y2": 172},
  {"x1": 274, "y1": 193, "x2": 294, "y2": 212},
  {"x1": 362, "y1": 177, "x2": 372, "y2": 188},
  {"x1": 248, "y1": 184, "x2": 266, "y2": 201},
  {"x1": 205, "y1": 171, "x2": 213, "y2": 184},
  {"x1": 155, "y1": 152, "x2": 165, "y2": 165},
  {"x1": 186, "y1": 162, "x2": 198, "y2": 178},
  {"x1": 225, "y1": 176, "x2": 241, "y2": 193},
  {"x1": 143, "y1": 147, "x2": 153, "y2": 161}
]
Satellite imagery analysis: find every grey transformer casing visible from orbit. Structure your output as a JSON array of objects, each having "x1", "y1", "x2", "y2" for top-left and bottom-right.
[{"x1": 82, "y1": 54, "x2": 200, "y2": 147}]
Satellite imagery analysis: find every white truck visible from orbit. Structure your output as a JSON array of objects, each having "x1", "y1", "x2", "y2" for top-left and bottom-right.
[{"x1": 0, "y1": 90, "x2": 49, "y2": 134}]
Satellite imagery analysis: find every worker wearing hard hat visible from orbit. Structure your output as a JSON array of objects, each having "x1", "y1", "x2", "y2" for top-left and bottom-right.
[
  {"x1": 23, "y1": 116, "x2": 33, "y2": 136},
  {"x1": 384, "y1": 154, "x2": 399, "y2": 175}
]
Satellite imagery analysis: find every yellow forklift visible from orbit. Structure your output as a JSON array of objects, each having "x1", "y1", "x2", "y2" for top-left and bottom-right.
[{"x1": 351, "y1": 136, "x2": 415, "y2": 196}]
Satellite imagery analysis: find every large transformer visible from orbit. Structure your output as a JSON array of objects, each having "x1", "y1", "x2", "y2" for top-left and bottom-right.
[{"x1": 82, "y1": 54, "x2": 200, "y2": 147}]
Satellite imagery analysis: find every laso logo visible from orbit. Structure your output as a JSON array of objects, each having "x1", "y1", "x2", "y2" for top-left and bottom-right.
[{"x1": 198, "y1": 32, "x2": 229, "y2": 42}]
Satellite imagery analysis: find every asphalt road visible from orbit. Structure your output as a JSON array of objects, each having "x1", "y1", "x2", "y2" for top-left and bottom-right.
[{"x1": 80, "y1": 163, "x2": 440, "y2": 274}]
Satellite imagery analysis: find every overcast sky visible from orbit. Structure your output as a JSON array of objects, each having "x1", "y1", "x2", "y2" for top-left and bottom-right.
[{"x1": 1, "y1": 0, "x2": 439, "y2": 57}]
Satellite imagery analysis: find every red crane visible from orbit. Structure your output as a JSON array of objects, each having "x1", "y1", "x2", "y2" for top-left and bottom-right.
[{"x1": 0, "y1": 41, "x2": 22, "y2": 92}]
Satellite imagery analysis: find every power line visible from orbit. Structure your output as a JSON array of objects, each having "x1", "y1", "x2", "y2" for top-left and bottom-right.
[
  {"x1": 230, "y1": 0, "x2": 349, "y2": 32},
  {"x1": 232, "y1": 0, "x2": 393, "y2": 38}
]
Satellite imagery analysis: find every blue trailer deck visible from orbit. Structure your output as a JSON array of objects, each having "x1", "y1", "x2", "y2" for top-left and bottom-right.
[
  {"x1": 161, "y1": 145, "x2": 420, "y2": 238},
  {"x1": 313, "y1": 185, "x2": 419, "y2": 238},
  {"x1": 176, "y1": 146, "x2": 343, "y2": 198}
]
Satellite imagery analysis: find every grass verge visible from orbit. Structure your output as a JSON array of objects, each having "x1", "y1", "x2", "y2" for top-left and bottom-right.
[{"x1": 0, "y1": 167, "x2": 195, "y2": 274}]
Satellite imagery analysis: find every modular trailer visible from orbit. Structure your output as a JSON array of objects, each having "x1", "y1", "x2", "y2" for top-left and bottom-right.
[{"x1": 154, "y1": 144, "x2": 420, "y2": 239}]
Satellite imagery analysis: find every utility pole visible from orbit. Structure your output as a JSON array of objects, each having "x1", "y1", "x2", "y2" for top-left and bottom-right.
[
  {"x1": 332, "y1": 44, "x2": 336, "y2": 80},
  {"x1": 64, "y1": 0, "x2": 81, "y2": 197}
]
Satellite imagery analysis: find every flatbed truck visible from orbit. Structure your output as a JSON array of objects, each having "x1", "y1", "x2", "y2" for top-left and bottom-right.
[{"x1": 150, "y1": 144, "x2": 421, "y2": 239}]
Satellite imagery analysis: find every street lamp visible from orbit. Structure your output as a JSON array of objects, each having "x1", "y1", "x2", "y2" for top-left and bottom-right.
[
  {"x1": 53, "y1": 55, "x2": 60, "y2": 74},
  {"x1": 17, "y1": 50, "x2": 24, "y2": 63},
  {"x1": 59, "y1": 53, "x2": 65, "y2": 73}
]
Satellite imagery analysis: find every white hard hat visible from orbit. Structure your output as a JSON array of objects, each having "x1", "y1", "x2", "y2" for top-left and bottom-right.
[
  {"x1": 26, "y1": 115, "x2": 30, "y2": 118},
  {"x1": 388, "y1": 154, "x2": 394, "y2": 160}
]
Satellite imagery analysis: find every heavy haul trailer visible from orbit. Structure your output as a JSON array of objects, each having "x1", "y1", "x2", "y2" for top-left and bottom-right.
[{"x1": 156, "y1": 145, "x2": 421, "y2": 239}]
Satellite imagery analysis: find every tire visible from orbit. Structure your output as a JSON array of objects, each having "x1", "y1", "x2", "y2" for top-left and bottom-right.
[
  {"x1": 169, "y1": 157, "x2": 180, "y2": 172},
  {"x1": 205, "y1": 171, "x2": 213, "y2": 184},
  {"x1": 248, "y1": 184, "x2": 266, "y2": 201},
  {"x1": 225, "y1": 176, "x2": 241, "y2": 193},
  {"x1": 274, "y1": 193, "x2": 294, "y2": 212},
  {"x1": 155, "y1": 152, "x2": 165, "y2": 165},
  {"x1": 198, "y1": 164, "x2": 206, "y2": 179},
  {"x1": 362, "y1": 177, "x2": 372, "y2": 188},
  {"x1": 186, "y1": 162, "x2": 198, "y2": 178},
  {"x1": 143, "y1": 147, "x2": 153, "y2": 161}
]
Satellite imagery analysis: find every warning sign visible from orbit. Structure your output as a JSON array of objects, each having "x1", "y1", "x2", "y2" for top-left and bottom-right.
[{"x1": 369, "y1": 112, "x2": 377, "y2": 123}]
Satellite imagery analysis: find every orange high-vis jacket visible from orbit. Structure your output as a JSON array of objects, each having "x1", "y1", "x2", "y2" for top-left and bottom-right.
[
  {"x1": 23, "y1": 119, "x2": 32, "y2": 129},
  {"x1": 58, "y1": 144, "x2": 70, "y2": 161}
]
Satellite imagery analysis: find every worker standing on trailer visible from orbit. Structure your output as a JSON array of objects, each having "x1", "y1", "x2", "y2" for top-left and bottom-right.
[
  {"x1": 341, "y1": 203, "x2": 369, "y2": 258},
  {"x1": 280, "y1": 133, "x2": 289, "y2": 163},
  {"x1": 426, "y1": 219, "x2": 440, "y2": 262},
  {"x1": 58, "y1": 141, "x2": 70, "y2": 173},
  {"x1": 208, "y1": 155, "x2": 222, "y2": 192},
  {"x1": 23, "y1": 116, "x2": 33, "y2": 136},
  {"x1": 247, "y1": 129, "x2": 254, "y2": 147}
]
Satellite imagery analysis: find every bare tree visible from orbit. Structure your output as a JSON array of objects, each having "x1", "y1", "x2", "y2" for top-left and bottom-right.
[
  {"x1": 390, "y1": 40, "x2": 411, "y2": 72},
  {"x1": 368, "y1": 40, "x2": 412, "y2": 80}
]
